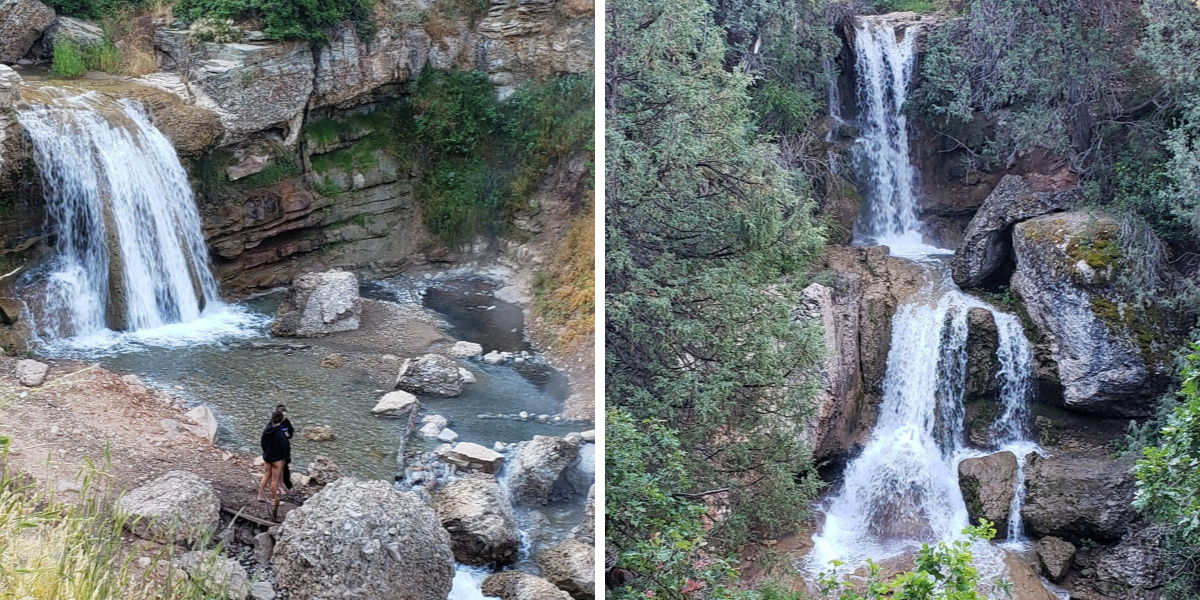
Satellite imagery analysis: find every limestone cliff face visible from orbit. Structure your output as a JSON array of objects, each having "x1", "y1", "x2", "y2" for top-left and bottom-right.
[{"x1": 0, "y1": 0, "x2": 593, "y2": 296}]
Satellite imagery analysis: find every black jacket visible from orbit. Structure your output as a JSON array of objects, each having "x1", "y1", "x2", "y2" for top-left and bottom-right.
[{"x1": 261, "y1": 424, "x2": 291, "y2": 464}]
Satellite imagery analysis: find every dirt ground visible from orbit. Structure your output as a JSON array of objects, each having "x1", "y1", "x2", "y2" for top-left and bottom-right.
[{"x1": 0, "y1": 358, "x2": 305, "y2": 525}]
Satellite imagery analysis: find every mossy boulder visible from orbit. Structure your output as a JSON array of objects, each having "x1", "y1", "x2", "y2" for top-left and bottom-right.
[
  {"x1": 1011, "y1": 212, "x2": 1179, "y2": 417},
  {"x1": 957, "y1": 450, "x2": 1017, "y2": 534}
]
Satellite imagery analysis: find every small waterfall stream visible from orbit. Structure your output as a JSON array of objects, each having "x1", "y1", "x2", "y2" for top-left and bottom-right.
[
  {"x1": 809, "y1": 14, "x2": 1040, "y2": 574},
  {"x1": 16, "y1": 89, "x2": 257, "y2": 354}
]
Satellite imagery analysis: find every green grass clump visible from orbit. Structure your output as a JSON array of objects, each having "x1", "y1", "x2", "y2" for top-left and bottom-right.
[
  {"x1": 51, "y1": 37, "x2": 123, "y2": 79},
  {"x1": 51, "y1": 39, "x2": 87, "y2": 78}
]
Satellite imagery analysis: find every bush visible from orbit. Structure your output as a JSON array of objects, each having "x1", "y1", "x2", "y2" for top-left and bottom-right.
[
  {"x1": 1135, "y1": 342, "x2": 1200, "y2": 597},
  {"x1": 175, "y1": 0, "x2": 377, "y2": 44},
  {"x1": 417, "y1": 159, "x2": 496, "y2": 246}
]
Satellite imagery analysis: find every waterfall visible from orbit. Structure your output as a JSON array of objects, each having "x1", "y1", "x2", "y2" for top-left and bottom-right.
[
  {"x1": 16, "y1": 89, "x2": 258, "y2": 354},
  {"x1": 808, "y1": 266, "x2": 1037, "y2": 569},
  {"x1": 850, "y1": 17, "x2": 937, "y2": 255}
]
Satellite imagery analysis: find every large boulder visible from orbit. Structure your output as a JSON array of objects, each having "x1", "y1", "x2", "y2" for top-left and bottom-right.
[
  {"x1": 506, "y1": 436, "x2": 580, "y2": 505},
  {"x1": 433, "y1": 473, "x2": 519, "y2": 566},
  {"x1": 1001, "y1": 553, "x2": 1061, "y2": 600},
  {"x1": 1011, "y1": 212, "x2": 1179, "y2": 416},
  {"x1": 174, "y1": 551, "x2": 251, "y2": 600},
  {"x1": 272, "y1": 478, "x2": 454, "y2": 600},
  {"x1": 1035, "y1": 535, "x2": 1075, "y2": 583},
  {"x1": 1021, "y1": 453, "x2": 1136, "y2": 542},
  {"x1": 951, "y1": 175, "x2": 1078, "y2": 288},
  {"x1": 394, "y1": 353, "x2": 465, "y2": 397},
  {"x1": 270, "y1": 270, "x2": 361, "y2": 337},
  {"x1": 958, "y1": 451, "x2": 1017, "y2": 534},
  {"x1": 0, "y1": 0, "x2": 55, "y2": 63},
  {"x1": 44, "y1": 16, "x2": 105, "y2": 51},
  {"x1": 481, "y1": 571, "x2": 571, "y2": 600},
  {"x1": 437, "y1": 442, "x2": 505, "y2": 474},
  {"x1": 152, "y1": 30, "x2": 314, "y2": 144},
  {"x1": 117, "y1": 470, "x2": 220, "y2": 543},
  {"x1": 538, "y1": 538, "x2": 595, "y2": 600}
]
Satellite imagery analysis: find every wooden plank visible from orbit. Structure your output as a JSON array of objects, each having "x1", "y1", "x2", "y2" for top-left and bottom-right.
[{"x1": 220, "y1": 504, "x2": 280, "y2": 527}]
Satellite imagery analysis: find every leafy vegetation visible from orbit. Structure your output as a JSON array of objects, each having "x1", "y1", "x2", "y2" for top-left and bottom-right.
[
  {"x1": 43, "y1": 0, "x2": 150, "y2": 20},
  {"x1": 1134, "y1": 342, "x2": 1200, "y2": 597},
  {"x1": 531, "y1": 195, "x2": 595, "y2": 352},
  {"x1": 608, "y1": 0, "x2": 827, "y2": 564},
  {"x1": 174, "y1": 0, "x2": 377, "y2": 43}
]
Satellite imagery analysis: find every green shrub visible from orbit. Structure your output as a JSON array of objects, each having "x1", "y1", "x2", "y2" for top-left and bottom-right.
[
  {"x1": 175, "y1": 0, "x2": 377, "y2": 44},
  {"x1": 85, "y1": 39, "x2": 122, "y2": 74},
  {"x1": 418, "y1": 159, "x2": 495, "y2": 246},
  {"x1": 51, "y1": 39, "x2": 87, "y2": 78},
  {"x1": 44, "y1": 0, "x2": 150, "y2": 20},
  {"x1": 412, "y1": 69, "x2": 500, "y2": 157}
]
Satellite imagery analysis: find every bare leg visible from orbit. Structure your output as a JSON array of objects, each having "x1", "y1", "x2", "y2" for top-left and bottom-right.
[
  {"x1": 257, "y1": 462, "x2": 271, "y2": 501},
  {"x1": 269, "y1": 462, "x2": 282, "y2": 504}
]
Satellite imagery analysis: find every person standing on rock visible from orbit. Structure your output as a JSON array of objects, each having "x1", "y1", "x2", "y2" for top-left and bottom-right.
[{"x1": 258, "y1": 410, "x2": 291, "y2": 503}]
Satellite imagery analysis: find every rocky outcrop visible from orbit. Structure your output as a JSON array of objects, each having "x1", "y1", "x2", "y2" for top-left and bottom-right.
[
  {"x1": 118, "y1": 470, "x2": 220, "y2": 543},
  {"x1": 154, "y1": 31, "x2": 314, "y2": 145},
  {"x1": 506, "y1": 435, "x2": 579, "y2": 505},
  {"x1": 482, "y1": 571, "x2": 571, "y2": 600},
  {"x1": 951, "y1": 175, "x2": 1078, "y2": 288},
  {"x1": 433, "y1": 473, "x2": 519, "y2": 566},
  {"x1": 1011, "y1": 212, "x2": 1179, "y2": 416},
  {"x1": 305, "y1": 456, "x2": 341, "y2": 486},
  {"x1": 1001, "y1": 553, "x2": 1061, "y2": 600},
  {"x1": 0, "y1": 0, "x2": 55, "y2": 63},
  {"x1": 538, "y1": 538, "x2": 595, "y2": 600},
  {"x1": 957, "y1": 450, "x2": 1017, "y2": 534},
  {"x1": 798, "y1": 246, "x2": 922, "y2": 460},
  {"x1": 1021, "y1": 453, "x2": 1136, "y2": 543},
  {"x1": 394, "y1": 353, "x2": 465, "y2": 397},
  {"x1": 964, "y1": 307, "x2": 999, "y2": 403},
  {"x1": 44, "y1": 17, "x2": 105, "y2": 52},
  {"x1": 174, "y1": 551, "x2": 252, "y2": 600},
  {"x1": 272, "y1": 478, "x2": 455, "y2": 600},
  {"x1": 1035, "y1": 536, "x2": 1075, "y2": 583},
  {"x1": 270, "y1": 269, "x2": 361, "y2": 336},
  {"x1": 1091, "y1": 526, "x2": 1166, "y2": 599}
]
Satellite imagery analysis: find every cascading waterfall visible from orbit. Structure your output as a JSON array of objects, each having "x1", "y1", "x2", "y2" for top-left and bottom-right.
[
  {"x1": 16, "y1": 89, "x2": 257, "y2": 354},
  {"x1": 809, "y1": 15, "x2": 1040, "y2": 573},
  {"x1": 809, "y1": 270, "x2": 1037, "y2": 569},
  {"x1": 849, "y1": 17, "x2": 935, "y2": 255}
]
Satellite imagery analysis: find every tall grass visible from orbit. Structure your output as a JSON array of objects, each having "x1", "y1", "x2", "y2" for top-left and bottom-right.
[
  {"x1": 50, "y1": 37, "x2": 123, "y2": 79},
  {"x1": 0, "y1": 372, "x2": 230, "y2": 599}
]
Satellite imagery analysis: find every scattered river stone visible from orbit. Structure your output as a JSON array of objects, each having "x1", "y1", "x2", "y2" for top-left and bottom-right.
[
  {"x1": 438, "y1": 442, "x2": 505, "y2": 474},
  {"x1": 174, "y1": 551, "x2": 251, "y2": 600},
  {"x1": 449, "y1": 341, "x2": 483, "y2": 358},
  {"x1": 482, "y1": 571, "x2": 570, "y2": 600},
  {"x1": 371, "y1": 390, "x2": 418, "y2": 417},
  {"x1": 459, "y1": 367, "x2": 477, "y2": 383},
  {"x1": 483, "y1": 351, "x2": 504, "y2": 364},
  {"x1": 394, "y1": 353, "x2": 465, "y2": 397},
  {"x1": 1036, "y1": 536, "x2": 1075, "y2": 582},
  {"x1": 15, "y1": 359, "x2": 48, "y2": 386},
  {"x1": 507, "y1": 436, "x2": 580, "y2": 505},
  {"x1": 302, "y1": 425, "x2": 335, "y2": 441},
  {"x1": 436, "y1": 428, "x2": 459, "y2": 443},
  {"x1": 319, "y1": 353, "x2": 346, "y2": 368},
  {"x1": 419, "y1": 422, "x2": 442, "y2": 438}
]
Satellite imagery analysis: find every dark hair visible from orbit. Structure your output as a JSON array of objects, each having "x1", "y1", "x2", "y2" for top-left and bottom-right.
[
  {"x1": 275, "y1": 404, "x2": 288, "y2": 413},
  {"x1": 270, "y1": 410, "x2": 286, "y2": 426}
]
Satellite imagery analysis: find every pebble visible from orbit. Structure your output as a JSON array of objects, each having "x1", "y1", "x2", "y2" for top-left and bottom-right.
[
  {"x1": 518, "y1": 411, "x2": 529, "y2": 420},
  {"x1": 137, "y1": 557, "x2": 152, "y2": 569},
  {"x1": 250, "y1": 581, "x2": 276, "y2": 600},
  {"x1": 493, "y1": 442, "x2": 506, "y2": 453},
  {"x1": 50, "y1": 425, "x2": 60, "y2": 436},
  {"x1": 436, "y1": 428, "x2": 459, "y2": 443}
]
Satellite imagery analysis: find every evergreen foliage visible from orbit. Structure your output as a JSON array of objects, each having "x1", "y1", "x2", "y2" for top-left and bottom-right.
[{"x1": 607, "y1": 0, "x2": 827, "y2": 561}]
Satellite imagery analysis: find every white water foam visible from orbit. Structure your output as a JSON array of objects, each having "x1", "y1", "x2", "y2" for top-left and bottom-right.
[
  {"x1": 448, "y1": 565, "x2": 498, "y2": 600},
  {"x1": 16, "y1": 89, "x2": 261, "y2": 355}
]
